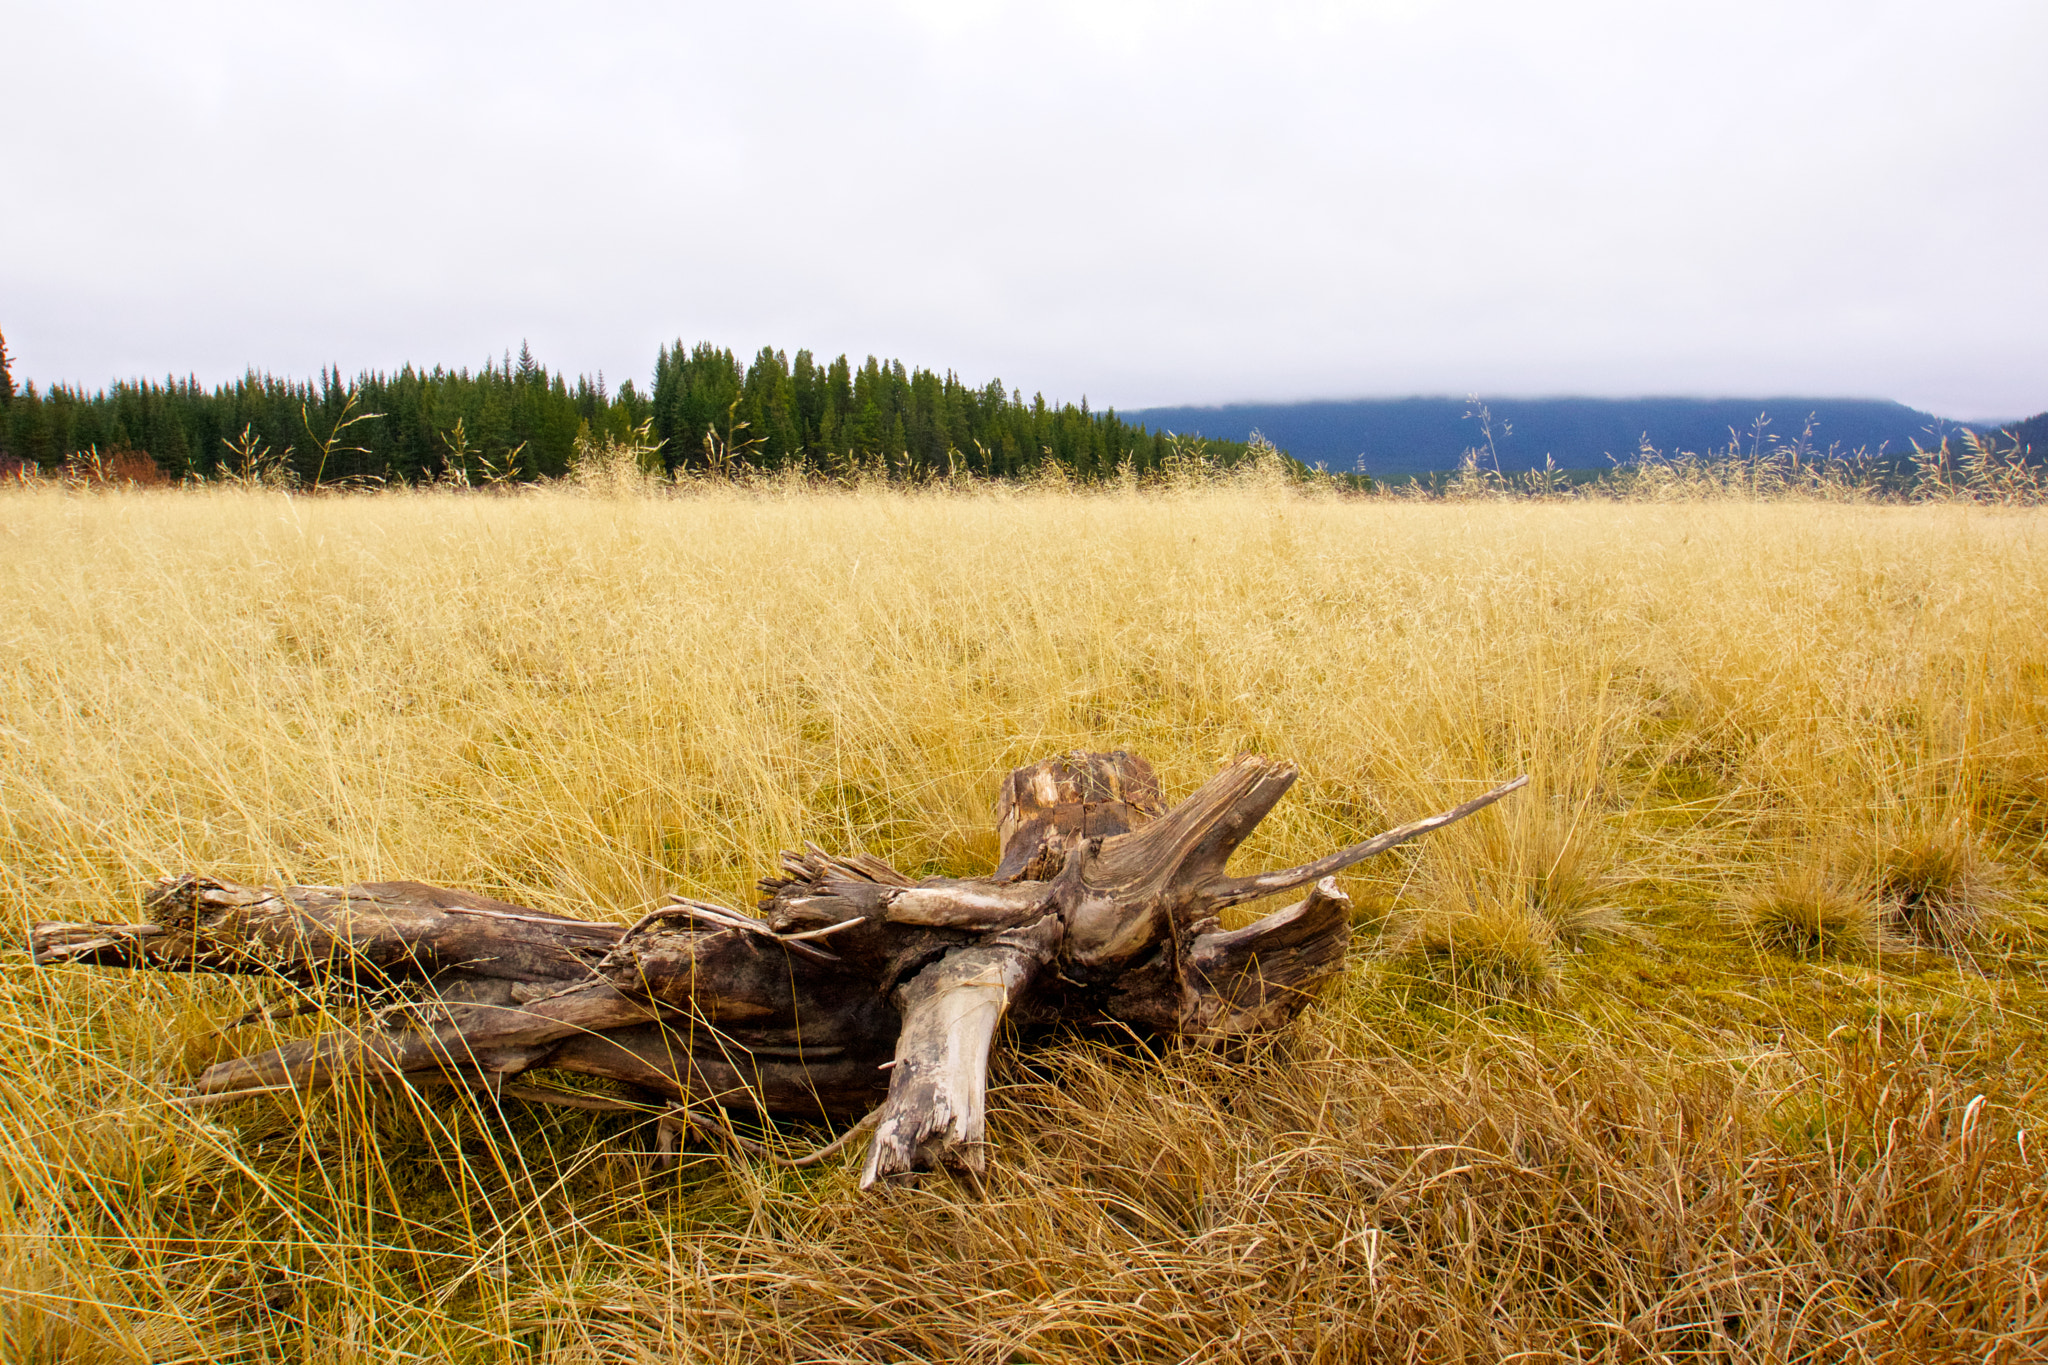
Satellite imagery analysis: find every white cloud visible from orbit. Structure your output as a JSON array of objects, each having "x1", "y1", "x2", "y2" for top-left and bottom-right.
[{"x1": 4, "y1": 0, "x2": 2042, "y2": 418}]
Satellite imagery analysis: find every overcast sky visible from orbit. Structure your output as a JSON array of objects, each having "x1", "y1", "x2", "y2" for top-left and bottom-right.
[{"x1": 5, "y1": 0, "x2": 2043, "y2": 419}]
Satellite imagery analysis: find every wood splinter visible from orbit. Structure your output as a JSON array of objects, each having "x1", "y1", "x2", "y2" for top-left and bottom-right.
[{"x1": 30, "y1": 752, "x2": 1526, "y2": 1189}]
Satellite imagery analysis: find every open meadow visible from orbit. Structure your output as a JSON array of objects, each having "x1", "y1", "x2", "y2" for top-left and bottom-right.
[{"x1": 2, "y1": 478, "x2": 2045, "y2": 1363}]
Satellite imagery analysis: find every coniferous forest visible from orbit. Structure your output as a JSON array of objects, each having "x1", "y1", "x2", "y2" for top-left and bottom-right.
[{"x1": 0, "y1": 332, "x2": 1253, "y2": 484}]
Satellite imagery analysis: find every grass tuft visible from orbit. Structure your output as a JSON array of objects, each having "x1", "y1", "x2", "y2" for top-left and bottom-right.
[
  {"x1": 1737, "y1": 863, "x2": 1888, "y2": 960},
  {"x1": 1868, "y1": 814, "x2": 2014, "y2": 952},
  {"x1": 1492, "y1": 801, "x2": 1630, "y2": 944},
  {"x1": 2, "y1": 484, "x2": 2046, "y2": 1360},
  {"x1": 1382, "y1": 801, "x2": 1626, "y2": 997},
  {"x1": 1385, "y1": 894, "x2": 1559, "y2": 998}
]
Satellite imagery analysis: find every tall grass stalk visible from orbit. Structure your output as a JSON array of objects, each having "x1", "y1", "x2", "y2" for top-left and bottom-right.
[{"x1": 1, "y1": 483, "x2": 2044, "y2": 1361}]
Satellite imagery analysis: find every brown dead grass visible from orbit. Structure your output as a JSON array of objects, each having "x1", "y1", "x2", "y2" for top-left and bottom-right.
[{"x1": 0, "y1": 482, "x2": 2044, "y2": 1362}]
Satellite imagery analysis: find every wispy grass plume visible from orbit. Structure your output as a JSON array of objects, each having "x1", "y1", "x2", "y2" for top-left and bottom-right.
[{"x1": 0, "y1": 484, "x2": 2044, "y2": 1361}]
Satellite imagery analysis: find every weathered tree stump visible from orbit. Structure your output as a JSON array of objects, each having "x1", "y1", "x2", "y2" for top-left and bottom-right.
[{"x1": 31, "y1": 752, "x2": 1524, "y2": 1186}]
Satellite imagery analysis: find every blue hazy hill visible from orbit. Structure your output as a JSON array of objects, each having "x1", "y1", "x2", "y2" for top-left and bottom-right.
[{"x1": 1120, "y1": 396, "x2": 1978, "y2": 478}]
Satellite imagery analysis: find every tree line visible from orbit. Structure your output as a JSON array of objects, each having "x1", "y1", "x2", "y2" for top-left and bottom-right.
[{"x1": 0, "y1": 332, "x2": 1255, "y2": 484}]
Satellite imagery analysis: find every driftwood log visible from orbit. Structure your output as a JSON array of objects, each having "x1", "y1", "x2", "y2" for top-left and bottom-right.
[{"x1": 31, "y1": 752, "x2": 1525, "y2": 1186}]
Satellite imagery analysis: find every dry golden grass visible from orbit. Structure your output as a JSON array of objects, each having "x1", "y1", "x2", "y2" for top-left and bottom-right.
[
  {"x1": 1866, "y1": 813, "x2": 2018, "y2": 954},
  {"x1": 2, "y1": 481, "x2": 2046, "y2": 1362},
  {"x1": 1734, "y1": 864, "x2": 1889, "y2": 962}
]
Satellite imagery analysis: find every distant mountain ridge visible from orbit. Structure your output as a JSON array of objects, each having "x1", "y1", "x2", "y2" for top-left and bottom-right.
[{"x1": 1120, "y1": 396, "x2": 2009, "y2": 478}]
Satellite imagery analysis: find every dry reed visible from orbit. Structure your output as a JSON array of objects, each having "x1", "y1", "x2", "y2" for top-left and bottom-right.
[{"x1": 1, "y1": 481, "x2": 2043, "y2": 1362}]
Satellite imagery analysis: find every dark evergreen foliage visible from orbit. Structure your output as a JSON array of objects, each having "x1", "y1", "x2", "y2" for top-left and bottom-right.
[
  {"x1": 0, "y1": 328, "x2": 15, "y2": 458},
  {"x1": 2006, "y1": 410, "x2": 2048, "y2": 457},
  {"x1": 2, "y1": 339, "x2": 1253, "y2": 484},
  {"x1": 649, "y1": 341, "x2": 1246, "y2": 479},
  {"x1": 1, "y1": 353, "x2": 651, "y2": 484}
]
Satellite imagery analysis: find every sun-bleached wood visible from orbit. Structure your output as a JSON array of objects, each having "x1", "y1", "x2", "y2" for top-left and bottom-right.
[{"x1": 32, "y1": 752, "x2": 1525, "y2": 1185}]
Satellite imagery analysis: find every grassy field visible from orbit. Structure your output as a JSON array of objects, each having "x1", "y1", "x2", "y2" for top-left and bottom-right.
[{"x1": 2, "y1": 479, "x2": 2045, "y2": 1362}]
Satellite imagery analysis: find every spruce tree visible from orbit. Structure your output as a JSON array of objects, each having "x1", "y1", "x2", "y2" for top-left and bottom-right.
[
  {"x1": 0, "y1": 327, "x2": 12, "y2": 458},
  {"x1": 0, "y1": 337, "x2": 1255, "y2": 483},
  {"x1": 12, "y1": 383, "x2": 48, "y2": 465}
]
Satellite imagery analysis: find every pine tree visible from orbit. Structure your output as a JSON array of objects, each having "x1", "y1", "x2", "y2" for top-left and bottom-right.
[
  {"x1": 12, "y1": 382, "x2": 49, "y2": 465},
  {"x1": 0, "y1": 327, "x2": 12, "y2": 458},
  {"x1": 1, "y1": 337, "x2": 1253, "y2": 483}
]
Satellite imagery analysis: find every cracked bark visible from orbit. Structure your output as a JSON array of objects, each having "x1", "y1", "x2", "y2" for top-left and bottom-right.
[{"x1": 32, "y1": 751, "x2": 1524, "y2": 1185}]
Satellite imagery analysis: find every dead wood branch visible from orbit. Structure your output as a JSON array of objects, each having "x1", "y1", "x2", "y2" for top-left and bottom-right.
[{"x1": 32, "y1": 752, "x2": 1525, "y2": 1185}]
